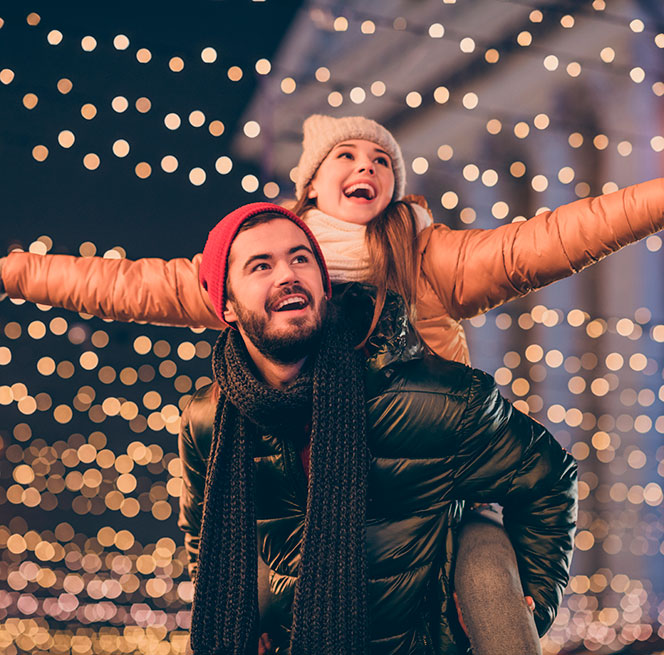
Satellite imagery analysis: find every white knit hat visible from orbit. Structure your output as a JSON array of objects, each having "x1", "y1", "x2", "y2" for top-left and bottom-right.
[{"x1": 294, "y1": 114, "x2": 406, "y2": 201}]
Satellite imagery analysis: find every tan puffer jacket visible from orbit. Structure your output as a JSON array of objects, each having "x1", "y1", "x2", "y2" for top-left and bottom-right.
[{"x1": 3, "y1": 179, "x2": 663, "y2": 364}]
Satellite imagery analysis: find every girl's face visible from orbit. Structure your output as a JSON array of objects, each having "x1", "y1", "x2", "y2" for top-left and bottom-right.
[{"x1": 309, "y1": 139, "x2": 395, "y2": 225}]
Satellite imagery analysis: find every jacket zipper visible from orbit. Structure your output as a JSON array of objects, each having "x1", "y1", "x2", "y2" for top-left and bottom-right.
[
  {"x1": 281, "y1": 438, "x2": 308, "y2": 503},
  {"x1": 422, "y1": 630, "x2": 431, "y2": 652}
]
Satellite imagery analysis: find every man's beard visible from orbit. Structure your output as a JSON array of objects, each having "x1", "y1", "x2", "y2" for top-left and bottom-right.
[{"x1": 233, "y1": 286, "x2": 326, "y2": 365}]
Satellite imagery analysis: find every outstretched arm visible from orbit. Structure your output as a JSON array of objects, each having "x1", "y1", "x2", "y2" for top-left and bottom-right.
[
  {"x1": 453, "y1": 370, "x2": 578, "y2": 635},
  {"x1": 1, "y1": 251, "x2": 223, "y2": 329},
  {"x1": 421, "y1": 178, "x2": 664, "y2": 320}
]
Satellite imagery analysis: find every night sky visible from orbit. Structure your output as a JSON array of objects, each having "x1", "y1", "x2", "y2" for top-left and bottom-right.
[{"x1": 0, "y1": 1, "x2": 303, "y2": 259}]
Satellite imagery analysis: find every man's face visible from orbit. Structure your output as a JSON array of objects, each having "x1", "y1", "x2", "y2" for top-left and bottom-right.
[{"x1": 224, "y1": 218, "x2": 327, "y2": 364}]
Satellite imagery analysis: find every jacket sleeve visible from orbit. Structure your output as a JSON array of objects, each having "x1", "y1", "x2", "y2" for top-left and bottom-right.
[
  {"x1": 421, "y1": 178, "x2": 664, "y2": 320},
  {"x1": 177, "y1": 389, "x2": 215, "y2": 580},
  {"x1": 2, "y1": 251, "x2": 223, "y2": 329},
  {"x1": 452, "y1": 370, "x2": 578, "y2": 635}
]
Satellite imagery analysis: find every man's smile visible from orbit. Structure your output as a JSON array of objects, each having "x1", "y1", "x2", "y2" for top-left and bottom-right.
[
  {"x1": 270, "y1": 294, "x2": 310, "y2": 312},
  {"x1": 266, "y1": 286, "x2": 314, "y2": 315}
]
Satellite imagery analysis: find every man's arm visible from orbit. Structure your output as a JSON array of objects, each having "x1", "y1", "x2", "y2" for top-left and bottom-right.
[
  {"x1": 452, "y1": 370, "x2": 578, "y2": 635},
  {"x1": 177, "y1": 385, "x2": 217, "y2": 580}
]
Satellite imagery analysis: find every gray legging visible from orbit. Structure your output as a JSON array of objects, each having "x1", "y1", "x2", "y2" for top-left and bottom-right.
[{"x1": 454, "y1": 511, "x2": 542, "y2": 655}]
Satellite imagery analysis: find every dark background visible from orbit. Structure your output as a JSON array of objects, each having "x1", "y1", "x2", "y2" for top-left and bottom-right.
[{"x1": 0, "y1": 1, "x2": 303, "y2": 258}]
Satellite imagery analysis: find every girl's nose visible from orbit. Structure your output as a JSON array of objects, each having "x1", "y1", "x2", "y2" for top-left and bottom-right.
[{"x1": 357, "y1": 160, "x2": 375, "y2": 175}]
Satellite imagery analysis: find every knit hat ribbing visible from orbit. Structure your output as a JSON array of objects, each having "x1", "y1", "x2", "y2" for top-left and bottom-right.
[
  {"x1": 295, "y1": 114, "x2": 406, "y2": 201},
  {"x1": 199, "y1": 202, "x2": 332, "y2": 326}
]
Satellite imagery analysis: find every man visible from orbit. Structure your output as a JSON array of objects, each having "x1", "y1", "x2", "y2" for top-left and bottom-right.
[{"x1": 178, "y1": 202, "x2": 577, "y2": 655}]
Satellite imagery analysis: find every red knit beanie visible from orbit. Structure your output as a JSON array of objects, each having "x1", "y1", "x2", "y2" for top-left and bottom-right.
[{"x1": 199, "y1": 202, "x2": 332, "y2": 326}]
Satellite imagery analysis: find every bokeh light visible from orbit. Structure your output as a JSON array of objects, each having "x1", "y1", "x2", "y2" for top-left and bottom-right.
[{"x1": 2, "y1": 5, "x2": 664, "y2": 655}]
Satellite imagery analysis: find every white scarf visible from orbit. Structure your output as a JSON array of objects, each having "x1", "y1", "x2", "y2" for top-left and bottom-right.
[{"x1": 303, "y1": 204, "x2": 433, "y2": 283}]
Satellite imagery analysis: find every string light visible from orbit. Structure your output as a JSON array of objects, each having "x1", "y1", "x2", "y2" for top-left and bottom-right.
[
  {"x1": 4, "y1": 5, "x2": 660, "y2": 192},
  {"x1": 113, "y1": 34, "x2": 130, "y2": 50},
  {"x1": 2, "y1": 6, "x2": 664, "y2": 654},
  {"x1": 201, "y1": 47, "x2": 218, "y2": 64}
]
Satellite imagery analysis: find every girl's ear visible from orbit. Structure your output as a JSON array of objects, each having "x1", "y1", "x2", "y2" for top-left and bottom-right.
[{"x1": 308, "y1": 188, "x2": 318, "y2": 199}]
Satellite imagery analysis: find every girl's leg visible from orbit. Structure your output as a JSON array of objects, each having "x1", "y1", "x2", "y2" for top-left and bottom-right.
[{"x1": 454, "y1": 511, "x2": 541, "y2": 655}]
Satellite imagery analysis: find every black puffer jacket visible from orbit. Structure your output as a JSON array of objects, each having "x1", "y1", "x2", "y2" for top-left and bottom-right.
[{"x1": 178, "y1": 286, "x2": 577, "y2": 654}]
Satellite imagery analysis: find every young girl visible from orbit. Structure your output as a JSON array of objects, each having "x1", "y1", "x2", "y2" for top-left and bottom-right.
[{"x1": 3, "y1": 114, "x2": 664, "y2": 654}]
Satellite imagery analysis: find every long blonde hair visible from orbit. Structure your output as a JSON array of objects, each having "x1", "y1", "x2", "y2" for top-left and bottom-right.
[{"x1": 291, "y1": 190, "x2": 429, "y2": 348}]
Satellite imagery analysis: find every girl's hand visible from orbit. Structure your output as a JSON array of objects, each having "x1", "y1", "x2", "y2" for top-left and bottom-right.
[{"x1": 453, "y1": 592, "x2": 536, "y2": 637}]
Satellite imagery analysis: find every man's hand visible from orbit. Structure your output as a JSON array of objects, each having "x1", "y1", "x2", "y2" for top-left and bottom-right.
[
  {"x1": 258, "y1": 632, "x2": 274, "y2": 654},
  {"x1": 453, "y1": 592, "x2": 535, "y2": 637}
]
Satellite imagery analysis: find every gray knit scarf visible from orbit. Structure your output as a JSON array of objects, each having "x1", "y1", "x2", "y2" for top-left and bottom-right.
[{"x1": 191, "y1": 308, "x2": 369, "y2": 654}]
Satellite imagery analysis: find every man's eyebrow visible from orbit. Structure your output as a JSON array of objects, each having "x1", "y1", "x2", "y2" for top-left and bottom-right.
[
  {"x1": 242, "y1": 244, "x2": 314, "y2": 271},
  {"x1": 289, "y1": 244, "x2": 315, "y2": 257},
  {"x1": 242, "y1": 253, "x2": 270, "y2": 271}
]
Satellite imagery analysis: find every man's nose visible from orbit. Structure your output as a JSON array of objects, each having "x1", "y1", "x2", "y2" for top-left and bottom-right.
[{"x1": 273, "y1": 259, "x2": 299, "y2": 284}]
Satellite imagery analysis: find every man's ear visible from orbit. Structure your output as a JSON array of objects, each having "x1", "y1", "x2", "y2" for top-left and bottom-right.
[{"x1": 223, "y1": 300, "x2": 238, "y2": 324}]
